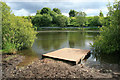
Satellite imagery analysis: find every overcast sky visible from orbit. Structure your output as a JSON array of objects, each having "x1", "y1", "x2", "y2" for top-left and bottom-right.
[{"x1": 5, "y1": 0, "x2": 114, "y2": 17}]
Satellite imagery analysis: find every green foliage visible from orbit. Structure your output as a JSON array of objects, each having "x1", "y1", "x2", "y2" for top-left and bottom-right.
[
  {"x1": 22, "y1": 16, "x2": 33, "y2": 22},
  {"x1": 69, "y1": 17, "x2": 77, "y2": 26},
  {"x1": 99, "y1": 10, "x2": 104, "y2": 17},
  {"x1": 3, "y1": 42, "x2": 16, "y2": 53},
  {"x1": 87, "y1": 16, "x2": 102, "y2": 27},
  {"x1": 53, "y1": 8, "x2": 61, "y2": 14},
  {"x1": 36, "y1": 10, "x2": 41, "y2": 15},
  {"x1": 99, "y1": 16, "x2": 110, "y2": 26},
  {"x1": 50, "y1": 11, "x2": 57, "y2": 17},
  {"x1": 54, "y1": 14, "x2": 69, "y2": 27},
  {"x1": 74, "y1": 12, "x2": 86, "y2": 27},
  {"x1": 32, "y1": 14, "x2": 42, "y2": 26},
  {"x1": 1, "y1": 2, "x2": 36, "y2": 52},
  {"x1": 32, "y1": 5, "x2": 111, "y2": 28},
  {"x1": 50, "y1": 11, "x2": 58, "y2": 24},
  {"x1": 69, "y1": 10, "x2": 77, "y2": 17},
  {"x1": 92, "y1": 1, "x2": 120, "y2": 54},
  {"x1": 40, "y1": 7, "x2": 51, "y2": 15},
  {"x1": 32, "y1": 7, "x2": 69, "y2": 27},
  {"x1": 40, "y1": 14, "x2": 52, "y2": 26},
  {"x1": 32, "y1": 14, "x2": 52, "y2": 27}
]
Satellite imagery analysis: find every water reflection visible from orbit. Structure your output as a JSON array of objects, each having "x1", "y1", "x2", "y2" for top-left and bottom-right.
[
  {"x1": 32, "y1": 31, "x2": 98, "y2": 56},
  {"x1": 92, "y1": 52, "x2": 120, "y2": 64},
  {"x1": 32, "y1": 32, "x2": 68, "y2": 55},
  {"x1": 19, "y1": 31, "x2": 120, "y2": 69}
]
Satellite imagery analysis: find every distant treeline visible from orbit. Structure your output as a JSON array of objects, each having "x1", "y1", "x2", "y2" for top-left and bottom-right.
[{"x1": 22, "y1": 8, "x2": 110, "y2": 29}]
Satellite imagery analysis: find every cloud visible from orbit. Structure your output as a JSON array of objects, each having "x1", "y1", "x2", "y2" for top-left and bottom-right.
[
  {"x1": 4, "y1": 0, "x2": 115, "y2": 2},
  {"x1": 83, "y1": 7, "x2": 108, "y2": 16},
  {"x1": 62, "y1": 13, "x2": 69, "y2": 17},
  {"x1": 83, "y1": 9, "x2": 100, "y2": 16},
  {"x1": 30, "y1": 13, "x2": 36, "y2": 16},
  {"x1": 5, "y1": 1, "x2": 113, "y2": 16},
  {"x1": 12, "y1": 8, "x2": 30, "y2": 16}
]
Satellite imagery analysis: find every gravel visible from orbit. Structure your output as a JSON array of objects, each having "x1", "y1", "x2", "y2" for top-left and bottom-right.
[{"x1": 1, "y1": 54, "x2": 120, "y2": 79}]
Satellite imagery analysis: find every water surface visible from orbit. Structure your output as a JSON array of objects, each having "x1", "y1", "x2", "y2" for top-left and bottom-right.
[{"x1": 19, "y1": 30, "x2": 120, "y2": 71}]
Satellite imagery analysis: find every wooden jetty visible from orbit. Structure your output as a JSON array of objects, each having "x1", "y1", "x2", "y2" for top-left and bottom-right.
[{"x1": 42, "y1": 48, "x2": 90, "y2": 65}]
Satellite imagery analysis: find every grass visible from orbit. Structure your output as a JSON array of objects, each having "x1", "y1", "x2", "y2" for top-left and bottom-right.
[{"x1": 0, "y1": 50, "x2": 2, "y2": 54}]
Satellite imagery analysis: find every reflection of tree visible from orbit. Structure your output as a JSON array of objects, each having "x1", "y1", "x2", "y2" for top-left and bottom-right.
[
  {"x1": 35, "y1": 32, "x2": 67, "y2": 51},
  {"x1": 34, "y1": 31, "x2": 99, "y2": 55},
  {"x1": 92, "y1": 52, "x2": 120, "y2": 64},
  {"x1": 69, "y1": 41, "x2": 75, "y2": 48},
  {"x1": 85, "y1": 32, "x2": 99, "y2": 44},
  {"x1": 68, "y1": 32, "x2": 99, "y2": 49},
  {"x1": 68, "y1": 32, "x2": 86, "y2": 48}
]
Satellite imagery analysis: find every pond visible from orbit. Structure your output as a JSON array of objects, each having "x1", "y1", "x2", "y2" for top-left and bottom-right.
[
  {"x1": 33, "y1": 31, "x2": 98, "y2": 56},
  {"x1": 18, "y1": 30, "x2": 120, "y2": 72}
]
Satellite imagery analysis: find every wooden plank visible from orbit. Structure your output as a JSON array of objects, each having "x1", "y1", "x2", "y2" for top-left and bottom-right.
[{"x1": 42, "y1": 48, "x2": 90, "y2": 64}]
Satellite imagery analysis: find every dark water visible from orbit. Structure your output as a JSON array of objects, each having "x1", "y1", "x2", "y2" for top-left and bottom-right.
[
  {"x1": 19, "y1": 30, "x2": 120, "y2": 71},
  {"x1": 33, "y1": 31, "x2": 98, "y2": 55}
]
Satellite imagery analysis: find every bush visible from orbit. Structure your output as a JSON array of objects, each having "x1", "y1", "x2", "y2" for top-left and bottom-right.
[
  {"x1": 1, "y1": 2, "x2": 36, "y2": 52},
  {"x1": 3, "y1": 42, "x2": 16, "y2": 53},
  {"x1": 92, "y1": 1, "x2": 120, "y2": 54}
]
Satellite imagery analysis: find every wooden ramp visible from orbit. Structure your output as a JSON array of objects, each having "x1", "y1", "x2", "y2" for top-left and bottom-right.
[{"x1": 42, "y1": 48, "x2": 90, "y2": 65}]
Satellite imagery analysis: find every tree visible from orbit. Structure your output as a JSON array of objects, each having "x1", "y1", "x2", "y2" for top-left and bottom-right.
[
  {"x1": 92, "y1": 1, "x2": 120, "y2": 54},
  {"x1": 86, "y1": 17, "x2": 92, "y2": 26},
  {"x1": 50, "y1": 11, "x2": 58, "y2": 25},
  {"x1": 40, "y1": 14, "x2": 52, "y2": 27},
  {"x1": 36, "y1": 10, "x2": 41, "y2": 15},
  {"x1": 86, "y1": 16, "x2": 102, "y2": 27},
  {"x1": 75, "y1": 11, "x2": 87, "y2": 27},
  {"x1": 32, "y1": 14, "x2": 43, "y2": 27},
  {"x1": 69, "y1": 10, "x2": 77, "y2": 17},
  {"x1": 99, "y1": 16, "x2": 110, "y2": 26},
  {"x1": 53, "y1": 8, "x2": 61, "y2": 14},
  {"x1": 54, "y1": 14, "x2": 68, "y2": 27},
  {"x1": 92, "y1": 16, "x2": 102, "y2": 26},
  {"x1": 32, "y1": 14, "x2": 52, "y2": 27},
  {"x1": 69, "y1": 17, "x2": 77, "y2": 27},
  {"x1": 40, "y1": 7, "x2": 51, "y2": 15},
  {"x1": 99, "y1": 10, "x2": 104, "y2": 17},
  {"x1": 1, "y1": 2, "x2": 36, "y2": 52}
]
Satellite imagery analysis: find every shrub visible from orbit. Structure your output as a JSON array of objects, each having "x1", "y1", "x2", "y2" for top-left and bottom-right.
[
  {"x1": 92, "y1": 1, "x2": 120, "y2": 54},
  {"x1": 1, "y1": 2, "x2": 36, "y2": 52}
]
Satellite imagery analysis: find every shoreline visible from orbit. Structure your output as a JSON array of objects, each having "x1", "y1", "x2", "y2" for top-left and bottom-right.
[
  {"x1": 36, "y1": 27, "x2": 100, "y2": 31},
  {"x1": 2, "y1": 54, "x2": 120, "y2": 79},
  {"x1": 36, "y1": 30, "x2": 100, "y2": 33}
]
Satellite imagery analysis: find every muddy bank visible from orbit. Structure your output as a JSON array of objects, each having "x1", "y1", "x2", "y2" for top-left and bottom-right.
[{"x1": 2, "y1": 54, "x2": 120, "y2": 79}]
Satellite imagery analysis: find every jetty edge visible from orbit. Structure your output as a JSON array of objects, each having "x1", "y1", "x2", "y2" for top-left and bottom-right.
[{"x1": 42, "y1": 48, "x2": 90, "y2": 65}]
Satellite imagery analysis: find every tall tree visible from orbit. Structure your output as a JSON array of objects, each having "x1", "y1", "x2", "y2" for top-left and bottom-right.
[
  {"x1": 69, "y1": 10, "x2": 77, "y2": 17},
  {"x1": 75, "y1": 11, "x2": 87, "y2": 27},
  {"x1": 32, "y1": 14, "x2": 52, "y2": 27},
  {"x1": 91, "y1": 16, "x2": 102, "y2": 26},
  {"x1": 40, "y1": 7, "x2": 51, "y2": 15},
  {"x1": 53, "y1": 8, "x2": 61, "y2": 14},
  {"x1": 99, "y1": 10, "x2": 104, "y2": 17},
  {"x1": 54, "y1": 14, "x2": 68, "y2": 27}
]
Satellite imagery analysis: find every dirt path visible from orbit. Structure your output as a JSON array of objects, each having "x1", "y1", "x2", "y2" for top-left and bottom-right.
[{"x1": 2, "y1": 54, "x2": 120, "y2": 79}]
